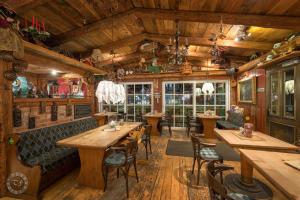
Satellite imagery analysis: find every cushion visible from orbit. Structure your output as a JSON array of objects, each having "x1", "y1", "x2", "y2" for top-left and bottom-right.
[
  {"x1": 216, "y1": 120, "x2": 240, "y2": 130},
  {"x1": 227, "y1": 111, "x2": 244, "y2": 127},
  {"x1": 104, "y1": 152, "x2": 126, "y2": 166},
  {"x1": 227, "y1": 193, "x2": 253, "y2": 200},
  {"x1": 200, "y1": 147, "x2": 221, "y2": 160},
  {"x1": 25, "y1": 147, "x2": 77, "y2": 173}
]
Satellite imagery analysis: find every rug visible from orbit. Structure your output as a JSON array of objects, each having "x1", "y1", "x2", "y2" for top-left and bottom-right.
[{"x1": 166, "y1": 139, "x2": 240, "y2": 161}]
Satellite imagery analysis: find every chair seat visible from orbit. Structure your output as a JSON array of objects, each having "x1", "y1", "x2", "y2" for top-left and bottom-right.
[
  {"x1": 199, "y1": 147, "x2": 221, "y2": 160},
  {"x1": 227, "y1": 193, "x2": 253, "y2": 200},
  {"x1": 104, "y1": 152, "x2": 126, "y2": 166}
]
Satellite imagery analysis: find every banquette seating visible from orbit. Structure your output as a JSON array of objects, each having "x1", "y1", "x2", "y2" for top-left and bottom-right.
[
  {"x1": 216, "y1": 110, "x2": 244, "y2": 130},
  {"x1": 13, "y1": 117, "x2": 98, "y2": 198}
]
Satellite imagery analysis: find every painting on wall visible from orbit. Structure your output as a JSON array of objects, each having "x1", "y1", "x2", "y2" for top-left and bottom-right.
[
  {"x1": 238, "y1": 77, "x2": 256, "y2": 104},
  {"x1": 12, "y1": 77, "x2": 28, "y2": 97}
]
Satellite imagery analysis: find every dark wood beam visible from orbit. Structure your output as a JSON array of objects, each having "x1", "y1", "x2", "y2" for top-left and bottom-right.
[
  {"x1": 65, "y1": 0, "x2": 101, "y2": 20},
  {"x1": 134, "y1": 8, "x2": 300, "y2": 30},
  {"x1": 98, "y1": 52, "x2": 149, "y2": 67}
]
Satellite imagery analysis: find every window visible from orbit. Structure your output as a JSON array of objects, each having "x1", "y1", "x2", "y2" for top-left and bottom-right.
[
  {"x1": 126, "y1": 83, "x2": 152, "y2": 121},
  {"x1": 99, "y1": 82, "x2": 152, "y2": 122},
  {"x1": 163, "y1": 81, "x2": 229, "y2": 127}
]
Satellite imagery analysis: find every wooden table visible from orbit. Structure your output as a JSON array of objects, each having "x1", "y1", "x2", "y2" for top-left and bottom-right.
[
  {"x1": 197, "y1": 114, "x2": 220, "y2": 139},
  {"x1": 94, "y1": 112, "x2": 118, "y2": 126},
  {"x1": 143, "y1": 112, "x2": 164, "y2": 136},
  {"x1": 214, "y1": 128, "x2": 299, "y2": 199},
  {"x1": 240, "y1": 149, "x2": 300, "y2": 200},
  {"x1": 57, "y1": 122, "x2": 142, "y2": 190}
]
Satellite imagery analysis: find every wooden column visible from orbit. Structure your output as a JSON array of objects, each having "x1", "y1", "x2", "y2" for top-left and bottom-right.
[{"x1": 0, "y1": 60, "x2": 14, "y2": 196}]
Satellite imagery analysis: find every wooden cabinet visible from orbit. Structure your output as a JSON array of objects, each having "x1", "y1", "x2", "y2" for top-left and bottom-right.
[{"x1": 266, "y1": 58, "x2": 300, "y2": 144}]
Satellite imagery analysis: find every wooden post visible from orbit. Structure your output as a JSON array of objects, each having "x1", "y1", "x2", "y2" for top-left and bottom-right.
[{"x1": 0, "y1": 60, "x2": 14, "y2": 196}]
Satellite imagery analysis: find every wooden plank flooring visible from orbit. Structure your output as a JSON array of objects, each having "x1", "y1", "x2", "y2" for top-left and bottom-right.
[{"x1": 1, "y1": 130, "x2": 288, "y2": 200}]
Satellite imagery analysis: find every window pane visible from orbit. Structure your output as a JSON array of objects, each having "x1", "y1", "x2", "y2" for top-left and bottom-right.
[
  {"x1": 135, "y1": 105, "x2": 142, "y2": 115},
  {"x1": 127, "y1": 106, "x2": 134, "y2": 114},
  {"x1": 143, "y1": 84, "x2": 151, "y2": 94},
  {"x1": 284, "y1": 69, "x2": 295, "y2": 118},
  {"x1": 135, "y1": 84, "x2": 143, "y2": 94},
  {"x1": 165, "y1": 106, "x2": 174, "y2": 115},
  {"x1": 127, "y1": 95, "x2": 134, "y2": 104},
  {"x1": 216, "y1": 106, "x2": 226, "y2": 117},
  {"x1": 184, "y1": 106, "x2": 193, "y2": 116},
  {"x1": 206, "y1": 95, "x2": 215, "y2": 105},
  {"x1": 127, "y1": 85, "x2": 134, "y2": 94},
  {"x1": 144, "y1": 106, "x2": 151, "y2": 114},
  {"x1": 111, "y1": 105, "x2": 117, "y2": 112},
  {"x1": 196, "y1": 106, "x2": 205, "y2": 113},
  {"x1": 184, "y1": 83, "x2": 193, "y2": 94},
  {"x1": 206, "y1": 106, "x2": 215, "y2": 112},
  {"x1": 175, "y1": 117, "x2": 183, "y2": 127},
  {"x1": 175, "y1": 83, "x2": 183, "y2": 93},
  {"x1": 175, "y1": 106, "x2": 183, "y2": 115},
  {"x1": 216, "y1": 83, "x2": 225, "y2": 93},
  {"x1": 270, "y1": 72, "x2": 280, "y2": 116},
  {"x1": 165, "y1": 83, "x2": 174, "y2": 94},
  {"x1": 216, "y1": 94, "x2": 226, "y2": 105},
  {"x1": 165, "y1": 95, "x2": 174, "y2": 105},
  {"x1": 175, "y1": 95, "x2": 184, "y2": 105},
  {"x1": 183, "y1": 94, "x2": 193, "y2": 105},
  {"x1": 196, "y1": 95, "x2": 204, "y2": 105}
]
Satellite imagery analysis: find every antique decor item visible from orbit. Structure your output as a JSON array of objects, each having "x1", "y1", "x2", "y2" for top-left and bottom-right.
[
  {"x1": 13, "y1": 105, "x2": 22, "y2": 127},
  {"x1": 51, "y1": 102, "x2": 58, "y2": 121}
]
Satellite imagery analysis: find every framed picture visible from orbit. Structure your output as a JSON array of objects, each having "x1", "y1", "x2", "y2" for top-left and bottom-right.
[{"x1": 238, "y1": 77, "x2": 256, "y2": 104}]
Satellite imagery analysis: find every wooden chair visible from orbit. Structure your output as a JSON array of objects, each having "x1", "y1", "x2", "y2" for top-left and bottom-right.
[
  {"x1": 186, "y1": 115, "x2": 202, "y2": 137},
  {"x1": 190, "y1": 133, "x2": 223, "y2": 184},
  {"x1": 141, "y1": 125, "x2": 152, "y2": 160},
  {"x1": 159, "y1": 113, "x2": 172, "y2": 136},
  {"x1": 117, "y1": 112, "x2": 127, "y2": 122},
  {"x1": 103, "y1": 137, "x2": 139, "y2": 198},
  {"x1": 206, "y1": 161, "x2": 253, "y2": 200}
]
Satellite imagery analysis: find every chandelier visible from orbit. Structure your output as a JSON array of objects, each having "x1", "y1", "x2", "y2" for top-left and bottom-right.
[
  {"x1": 166, "y1": 20, "x2": 189, "y2": 67},
  {"x1": 95, "y1": 81, "x2": 125, "y2": 104}
]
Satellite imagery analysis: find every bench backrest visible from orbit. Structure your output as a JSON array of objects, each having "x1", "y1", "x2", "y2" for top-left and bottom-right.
[
  {"x1": 17, "y1": 117, "x2": 98, "y2": 161},
  {"x1": 227, "y1": 110, "x2": 244, "y2": 127}
]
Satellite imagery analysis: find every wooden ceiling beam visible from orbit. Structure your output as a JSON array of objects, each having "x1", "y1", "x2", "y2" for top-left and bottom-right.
[
  {"x1": 51, "y1": 9, "x2": 135, "y2": 46},
  {"x1": 5, "y1": 0, "x2": 51, "y2": 13},
  {"x1": 98, "y1": 52, "x2": 149, "y2": 67},
  {"x1": 135, "y1": 8, "x2": 300, "y2": 30},
  {"x1": 146, "y1": 33, "x2": 273, "y2": 51},
  {"x1": 65, "y1": 0, "x2": 101, "y2": 20}
]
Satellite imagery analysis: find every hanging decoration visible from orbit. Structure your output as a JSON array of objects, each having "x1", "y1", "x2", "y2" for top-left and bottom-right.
[
  {"x1": 180, "y1": 59, "x2": 193, "y2": 75},
  {"x1": 22, "y1": 16, "x2": 50, "y2": 41},
  {"x1": 95, "y1": 81, "x2": 125, "y2": 104},
  {"x1": 166, "y1": 20, "x2": 189, "y2": 68}
]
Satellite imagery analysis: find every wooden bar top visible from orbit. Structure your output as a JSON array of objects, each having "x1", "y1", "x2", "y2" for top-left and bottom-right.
[
  {"x1": 240, "y1": 149, "x2": 300, "y2": 200},
  {"x1": 197, "y1": 113, "x2": 221, "y2": 119},
  {"x1": 143, "y1": 112, "x2": 164, "y2": 118},
  {"x1": 57, "y1": 122, "x2": 142, "y2": 150},
  {"x1": 214, "y1": 128, "x2": 299, "y2": 151}
]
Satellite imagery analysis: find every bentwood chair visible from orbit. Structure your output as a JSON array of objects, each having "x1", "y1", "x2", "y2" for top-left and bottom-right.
[
  {"x1": 190, "y1": 133, "x2": 223, "y2": 184},
  {"x1": 186, "y1": 115, "x2": 203, "y2": 137},
  {"x1": 159, "y1": 113, "x2": 172, "y2": 136},
  {"x1": 103, "y1": 137, "x2": 139, "y2": 198},
  {"x1": 141, "y1": 125, "x2": 152, "y2": 160},
  {"x1": 206, "y1": 161, "x2": 253, "y2": 200}
]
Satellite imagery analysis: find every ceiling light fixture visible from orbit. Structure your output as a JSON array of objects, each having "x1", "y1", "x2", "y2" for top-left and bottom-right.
[{"x1": 51, "y1": 70, "x2": 57, "y2": 76}]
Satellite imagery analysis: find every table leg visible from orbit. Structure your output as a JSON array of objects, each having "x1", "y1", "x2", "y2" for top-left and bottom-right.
[
  {"x1": 202, "y1": 119, "x2": 217, "y2": 139},
  {"x1": 147, "y1": 117, "x2": 159, "y2": 136},
  {"x1": 224, "y1": 154, "x2": 273, "y2": 199},
  {"x1": 78, "y1": 148, "x2": 105, "y2": 190}
]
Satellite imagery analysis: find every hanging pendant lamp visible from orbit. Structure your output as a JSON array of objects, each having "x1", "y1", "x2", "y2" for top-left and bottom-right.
[{"x1": 202, "y1": 60, "x2": 215, "y2": 95}]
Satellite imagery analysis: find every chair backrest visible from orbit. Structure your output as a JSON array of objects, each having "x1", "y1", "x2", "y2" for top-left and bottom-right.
[
  {"x1": 190, "y1": 134, "x2": 202, "y2": 156},
  {"x1": 227, "y1": 110, "x2": 244, "y2": 127},
  {"x1": 206, "y1": 161, "x2": 228, "y2": 200},
  {"x1": 126, "y1": 137, "x2": 138, "y2": 157},
  {"x1": 135, "y1": 112, "x2": 143, "y2": 122},
  {"x1": 143, "y1": 125, "x2": 152, "y2": 140}
]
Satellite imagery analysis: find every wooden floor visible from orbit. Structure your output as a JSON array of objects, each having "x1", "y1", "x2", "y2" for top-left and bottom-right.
[{"x1": 1, "y1": 130, "x2": 288, "y2": 200}]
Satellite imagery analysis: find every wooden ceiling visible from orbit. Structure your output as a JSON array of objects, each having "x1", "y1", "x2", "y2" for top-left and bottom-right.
[{"x1": 6, "y1": 0, "x2": 300, "y2": 71}]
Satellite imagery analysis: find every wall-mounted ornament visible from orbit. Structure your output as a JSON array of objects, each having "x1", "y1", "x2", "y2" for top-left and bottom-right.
[
  {"x1": 28, "y1": 108, "x2": 35, "y2": 129},
  {"x1": 84, "y1": 71, "x2": 95, "y2": 84},
  {"x1": 66, "y1": 104, "x2": 72, "y2": 117},
  {"x1": 13, "y1": 105, "x2": 22, "y2": 127},
  {"x1": 51, "y1": 102, "x2": 58, "y2": 121},
  {"x1": 39, "y1": 101, "x2": 46, "y2": 114}
]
